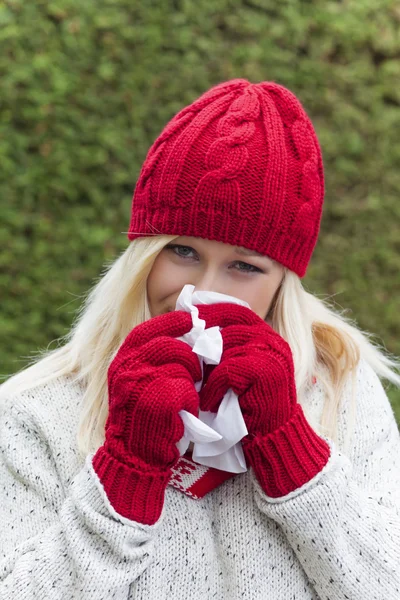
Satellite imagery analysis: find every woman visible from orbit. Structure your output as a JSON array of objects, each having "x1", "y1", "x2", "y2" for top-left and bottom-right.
[{"x1": 1, "y1": 79, "x2": 399, "y2": 599}]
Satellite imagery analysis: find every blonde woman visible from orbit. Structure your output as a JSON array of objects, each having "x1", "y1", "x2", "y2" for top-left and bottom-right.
[{"x1": 1, "y1": 80, "x2": 399, "y2": 599}]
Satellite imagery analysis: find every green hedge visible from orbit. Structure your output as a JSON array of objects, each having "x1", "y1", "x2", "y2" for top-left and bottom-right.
[{"x1": 1, "y1": 0, "x2": 399, "y2": 419}]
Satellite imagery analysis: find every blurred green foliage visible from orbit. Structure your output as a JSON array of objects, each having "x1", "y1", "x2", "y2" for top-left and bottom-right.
[{"x1": 1, "y1": 0, "x2": 399, "y2": 419}]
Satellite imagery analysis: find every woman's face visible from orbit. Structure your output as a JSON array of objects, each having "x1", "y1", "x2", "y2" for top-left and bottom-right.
[{"x1": 147, "y1": 236, "x2": 285, "y2": 320}]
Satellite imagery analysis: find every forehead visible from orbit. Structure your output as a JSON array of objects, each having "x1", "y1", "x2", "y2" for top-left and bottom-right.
[{"x1": 234, "y1": 246, "x2": 266, "y2": 258}]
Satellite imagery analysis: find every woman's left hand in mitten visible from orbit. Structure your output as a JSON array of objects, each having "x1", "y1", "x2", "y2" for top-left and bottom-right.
[{"x1": 196, "y1": 303, "x2": 331, "y2": 498}]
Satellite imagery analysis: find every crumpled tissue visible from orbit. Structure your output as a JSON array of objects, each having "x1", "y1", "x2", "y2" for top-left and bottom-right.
[{"x1": 175, "y1": 284, "x2": 249, "y2": 473}]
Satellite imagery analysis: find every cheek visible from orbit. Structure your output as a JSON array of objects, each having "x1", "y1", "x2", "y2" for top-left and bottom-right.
[
  {"x1": 147, "y1": 255, "x2": 184, "y2": 305},
  {"x1": 246, "y1": 291, "x2": 274, "y2": 318},
  {"x1": 240, "y1": 278, "x2": 281, "y2": 319},
  {"x1": 147, "y1": 259, "x2": 166, "y2": 300}
]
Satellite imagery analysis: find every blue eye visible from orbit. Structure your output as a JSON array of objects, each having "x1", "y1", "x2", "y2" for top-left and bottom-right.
[
  {"x1": 236, "y1": 262, "x2": 262, "y2": 273},
  {"x1": 166, "y1": 244, "x2": 195, "y2": 258}
]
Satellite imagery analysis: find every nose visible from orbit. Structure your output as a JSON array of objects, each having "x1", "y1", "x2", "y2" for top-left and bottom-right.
[{"x1": 192, "y1": 269, "x2": 222, "y2": 295}]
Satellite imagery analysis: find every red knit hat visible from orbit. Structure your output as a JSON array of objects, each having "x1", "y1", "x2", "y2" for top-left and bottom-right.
[{"x1": 127, "y1": 79, "x2": 324, "y2": 277}]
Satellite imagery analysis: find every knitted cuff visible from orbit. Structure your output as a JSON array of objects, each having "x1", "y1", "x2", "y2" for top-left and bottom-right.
[
  {"x1": 244, "y1": 404, "x2": 330, "y2": 498},
  {"x1": 92, "y1": 446, "x2": 171, "y2": 525}
]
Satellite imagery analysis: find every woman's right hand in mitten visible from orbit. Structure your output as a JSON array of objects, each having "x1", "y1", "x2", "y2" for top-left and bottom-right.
[{"x1": 92, "y1": 311, "x2": 202, "y2": 525}]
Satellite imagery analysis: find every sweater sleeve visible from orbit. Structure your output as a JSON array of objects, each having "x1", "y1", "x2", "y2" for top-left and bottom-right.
[
  {"x1": 0, "y1": 399, "x2": 163, "y2": 599},
  {"x1": 251, "y1": 359, "x2": 400, "y2": 600}
]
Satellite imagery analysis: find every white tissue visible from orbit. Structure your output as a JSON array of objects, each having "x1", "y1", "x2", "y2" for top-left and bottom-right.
[{"x1": 175, "y1": 284, "x2": 249, "y2": 473}]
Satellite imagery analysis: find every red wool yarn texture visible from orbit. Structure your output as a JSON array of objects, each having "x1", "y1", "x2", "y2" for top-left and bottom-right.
[
  {"x1": 92, "y1": 310, "x2": 203, "y2": 525},
  {"x1": 197, "y1": 303, "x2": 331, "y2": 498},
  {"x1": 128, "y1": 79, "x2": 324, "y2": 278},
  {"x1": 93, "y1": 302, "x2": 330, "y2": 525}
]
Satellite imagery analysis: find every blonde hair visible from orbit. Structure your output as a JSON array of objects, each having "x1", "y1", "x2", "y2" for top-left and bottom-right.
[{"x1": 1, "y1": 235, "x2": 399, "y2": 456}]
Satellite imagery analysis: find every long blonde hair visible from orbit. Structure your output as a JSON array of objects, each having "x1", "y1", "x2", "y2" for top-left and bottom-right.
[{"x1": 1, "y1": 235, "x2": 399, "y2": 455}]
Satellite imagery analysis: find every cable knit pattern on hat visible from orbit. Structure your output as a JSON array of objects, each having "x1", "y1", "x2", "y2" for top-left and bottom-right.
[
  {"x1": 1, "y1": 359, "x2": 400, "y2": 598},
  {"x1": 128, "y1": 79, "x2": 324, "y2": 277}
]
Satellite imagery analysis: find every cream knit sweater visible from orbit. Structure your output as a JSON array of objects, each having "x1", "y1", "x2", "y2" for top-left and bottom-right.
[{"x1": 0, "y1": 359, "x2": 399, "y2": 599}]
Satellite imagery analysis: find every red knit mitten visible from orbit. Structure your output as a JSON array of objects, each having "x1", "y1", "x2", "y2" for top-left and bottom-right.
[
  {"x1": 92, "y1": 311, "x2": 202, "y2": 524},
  {"x1": 197, "y1": 303, "x2": 330, "y2": 498}
]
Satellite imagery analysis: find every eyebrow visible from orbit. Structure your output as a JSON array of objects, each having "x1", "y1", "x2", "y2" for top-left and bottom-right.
[{"x1": 233, "y1": 246, "x2": 267, "y2": 259}]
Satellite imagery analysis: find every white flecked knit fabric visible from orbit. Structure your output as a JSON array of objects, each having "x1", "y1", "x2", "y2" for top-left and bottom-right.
[{"x1": 0, "y1": 358, "x2": 399, "y2": 599}]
